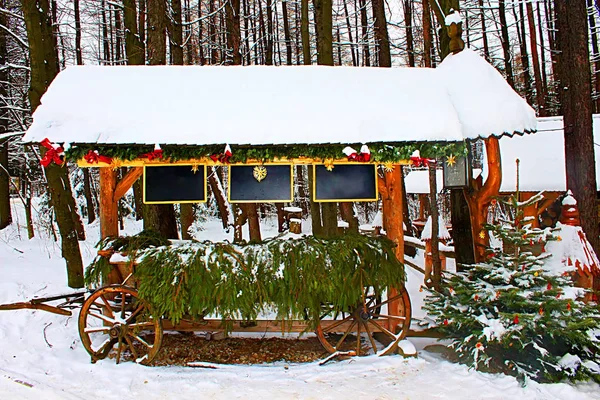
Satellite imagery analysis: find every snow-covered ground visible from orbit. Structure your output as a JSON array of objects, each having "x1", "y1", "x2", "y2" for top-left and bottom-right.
[{"x1": 1, "y1": 200, "x2": 599, "y2": 399}]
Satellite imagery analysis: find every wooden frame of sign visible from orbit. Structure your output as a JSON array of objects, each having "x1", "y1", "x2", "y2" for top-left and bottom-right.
[
  {"x1": 313, "y1": 163, "x2": 378, "y2": 202},
  {"x1": 228, "y1": 164, "x2": 294, "y2": 203},
  {"x1": 143, "y1": 164, "x2": 207, "y2": 204}
]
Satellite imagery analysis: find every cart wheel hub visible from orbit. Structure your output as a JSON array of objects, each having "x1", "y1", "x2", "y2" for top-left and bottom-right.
[
  {"x1": 359, "y1": 309, "x2": 371, "y2": 321},
  {"x1": 109, "y1": 323, "x2": 126, "y2": 338}
]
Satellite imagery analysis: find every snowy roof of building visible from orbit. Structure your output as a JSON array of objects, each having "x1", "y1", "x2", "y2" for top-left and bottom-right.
[
  {"x1": 22, "y1": 49, "x2": 536, "y2": 147},
  {"x1": 483, "y1": 115, "x2": 600, "y2": 192}
]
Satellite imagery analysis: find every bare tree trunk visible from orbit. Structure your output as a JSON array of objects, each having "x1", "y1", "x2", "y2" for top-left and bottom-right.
[
  {"x1": 340, "y1": 202, "x2": 358, "y2": 233},
  {"x1": 556, "y1": 0, "x2": 600, "y2": 254},
  {"x1": 478, "y1": 0, "x2": 489, "y2": 60},
  {"x1": 22, "y1": 0, "x2": 84, "y2": 287},
  {"x1": 139, "y1": 0, "x2": 146, "y2": 56},
  {"x1": 536, "y1": 2, "x2": 549, "y2": 104},
  {"x1": 282, "y1": 1, "x2": 293, "y2": 65},
  {"x1": 170, "y1": 0, "x2": 184, "y2": 65},
  {"x1": 266, "y1": 0, "x2": 274, "y2": 65},
  {"x1": 342, "y1": 0, "x2": 357, "y2": 66},
  {"x1": 423, "y1": 0, "x2": 432, "y2": 67},
  {"x1": 314, "y1": 0, "x2": 333, "y2": 65},
  {"x1": 526, "y1": 0, "x2": 545, "y2": 115},
  {"x1": 180, "y1": 204, "x2": 194, "y2": 239},
  {"x1": 124, "y1": 0, "x2": 145, "y2": 65},
  {"x1": 225, "y1": 0, "x2": 242, "y2": 64},
  {"x1": 429, "y1": 164, "x2": 441, "y2": 291},
  {"x1": 588, "y1": 0, "x2": 600, "y2": 112},
  {"x1": 403, "y1": 0, "x2": 414, "y2": 66},
  {"x1": 243, "y1": 0, "x2": 251, "y2": 64},
  {"x1": 498, "y1": 0, "x2": 514, "y2": 87},
  {"x1": 208, "y1": 167, "x2": 232, "y2": 229},
  {"x1": 245, "y1": 203, "x2": 261, "y2": 241},
  {"x1": 514, "y1": 1, "x2": 533, "y2": 105},
  {"x1": 0, "y1": 1, "x2": 10, "y2": 230},
  {"x1": 371, "y1": 0, "x2": 390, "y2": 67},
  {"x1": 209, "y1": 0, "x2": 217, "y2": 63},
  {"x1": 301, "y1": 0, "x2": 310, "y2": 64},
  {"x1": 359, "y1": 0, "x2": 370, "y2": 66}
]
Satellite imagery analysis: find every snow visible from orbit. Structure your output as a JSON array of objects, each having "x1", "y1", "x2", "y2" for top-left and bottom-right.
[
  {"x1": 371, "y1": 210, "x2": 383, "y2": 227},
  {"x1": 405, "y1": 168, "x2": 482, "y2": 194},
  {"x1": 563, "y1": 191, "x2": 577, "y2": 206},
  {"x1": 545, "y1": 223, "x2": 600, "y2": 276},
  {"x1": 22, "y1": 49, "x2": 535, "y2": 147},
  {"x1": 283, "y1": 206, "x2": 302, "y2": 213},
  {"x1": 1, "y1": 201, "x2": 600, "y2": 399},
  {"x1": 484, "y1": 115, "x2": 600, "y2": 192},
  {"x1": 420, "y1": 216, "x2": 452, "y2": 241},
  {"x1": 445, "y1": 12, "x2": 462, "y2": 26}
]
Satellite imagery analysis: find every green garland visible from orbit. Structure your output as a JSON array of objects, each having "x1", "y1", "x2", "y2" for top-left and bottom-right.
[
  {"x1": 86, "y1": 234, "x2": 405, "y2": 329},
  {"x1": 66, "y1": 141, "x2": 467, "y2": 163}
]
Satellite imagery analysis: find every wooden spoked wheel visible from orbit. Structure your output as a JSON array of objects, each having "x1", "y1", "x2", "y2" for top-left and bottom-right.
[
  {"x1": 316, "y1": 286, "x2": 411, "y2": 356},
  {"x1": 78, "y1": 285, "x2": 163, "y2": 365}
]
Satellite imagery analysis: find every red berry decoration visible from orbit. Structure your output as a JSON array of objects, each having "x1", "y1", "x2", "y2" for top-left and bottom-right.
[
  {"x1": 474, "y1": 295, "x2": 479, "y2": 301},
  {"x1": 539, "y1": 308, "x2": 544, "y2": 315},
  {"x1": 443, "y1": 319, "x2": 449, "y2": 326},
  {"x1": 513, "y1": 314, "x2": 519, "y2": 324},
  {"x1": 547, "y1": 282, "x2": 552, "y2": 290},
  {"x1": 567, "y1": 302, "x2": 572, "y2": 311}
]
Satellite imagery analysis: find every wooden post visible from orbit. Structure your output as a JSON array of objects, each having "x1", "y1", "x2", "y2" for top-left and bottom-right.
[
  {"x1": 428, "y1": 163, "x2": 442, "y2": 291},
  {"x1": 378, "y1": 165, "x2": 405, "y2": 333},
  {"x1": 99, "y1": 167, "x2": 118, "y2": 239}
]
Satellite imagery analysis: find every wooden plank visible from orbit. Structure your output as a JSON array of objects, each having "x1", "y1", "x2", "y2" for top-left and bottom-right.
[
  {"x1": 113, "y1": 167, "x2": 143, "y2": 202},
  {"x1": 0, "y1": 302, "x2": 72, "y2": 316},
  {"x1": 78, "y1": 157, "x2": 413, "y2": 168},
  {"x1": 162, "y1": 319, "x2": 385, "y2": 333},
  {"x1": 99, "y1": 168, "x2": 118, "y2": 239}
]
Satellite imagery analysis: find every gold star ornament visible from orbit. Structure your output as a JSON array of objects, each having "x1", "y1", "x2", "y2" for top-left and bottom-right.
[
  {"x1": 446, "y1": 154, "x2": 457, "y2": 167},
  {"x1": 324, "y1": 159, "x2": 335, "y2": 171},
  {"x1": 382, "y1": 161, "x2": 395, "y2": 173},
  {"x1": 191, "y1": 163, "x2": 200, "y2": 174},
  {"x1": 253, "y1": 165, "x2": 268, "y2": 182},
  {"x1": 479, "y1": 230, "x2": 486, "y2": 239}
]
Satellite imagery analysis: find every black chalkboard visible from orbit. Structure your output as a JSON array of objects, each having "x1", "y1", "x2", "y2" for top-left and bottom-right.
[
  {"x1": 229, "y1": 165, "x2": 293, "y2": 203},
  {"x1": 314, "y1": 164, "x2": 378, "y2": 202},
  {"x1": 144, "y1": 165, "x2": 207, "y2": 204}
]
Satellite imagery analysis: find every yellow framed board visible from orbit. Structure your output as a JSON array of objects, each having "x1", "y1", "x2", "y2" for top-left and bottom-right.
[
  {"x1": 228, "y1": 164, "x2": 294, "y2": 203},
  {"x1": 313, "y1": 164, "x2": 378, "y2": 202},
  {"x1": 143, "y1": 164, "x2": 207, "y2": 204}
]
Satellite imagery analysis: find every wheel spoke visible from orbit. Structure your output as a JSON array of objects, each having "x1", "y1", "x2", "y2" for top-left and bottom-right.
[
  {"x1": 129, "y1": 333, "x2": 152, "y2": 348},
  {"x1": 372, "y1": 314, "x2": 406, "y2": 320},
  {"x1": 84, "y1": 326, "x2": 111, "y2": 333},
  {"x1": 88, "y1": 311, "x2": 115, "y2": 325},
  {"x1": 96, "y1": 338, "x2": 117, "y2": 358},
  {"x1": 99, "y1": 295, "x2": 115, "y2": 318},
  {"x1": 120, "y1": 292, "x2": 127, "y2": 319},
  {"x1": 356, "y1": 318, "x2": 362, "y2": 356},
  {"x1": 126, "y1": 303, "x2": 145, "y2": 324},
  {"x1": 124, "y1": 335, "x2": 139, "y2": 361},
  {"x1": 128, "y1": 321, "x2": 155, "y2": 330},
  {"x1": 368, "y1": 318, "x2": 396, "y2": 339},
  {"x1": 116, "y1": 337, "x2": 123, "y2": 364},
  {"x1": 367, "y1": 293, "x2": 403, "y2": 312},
  {"x1": 321, "y1": 314, "x2": 353, "y2": 333},
  {"x1": 362, "y1": 319, "x2": 378, "y2": 353},
  {"x1": 334, "y1": 320, "x2": 357, "y2": 350}
]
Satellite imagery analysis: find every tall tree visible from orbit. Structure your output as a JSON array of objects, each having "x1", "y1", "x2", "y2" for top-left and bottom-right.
[
  {"x1": 22, "y1": 0, "x2": 84, "y2": 287},
  {"x1": 170, "y1": 0, "x2": 184, "y2": 65},
  {"x1": 0, "y1": 0, "x2": 11, "y2": 230},
  {"x1": 301, "y1": 0, "x2": 310, "y2": 64},
  {"x1": 555, "y1": 0, "x2": 600, "y2": 253},
  {"x1": 403, "y1": 0, "x2": 415, "y2": 66},
  {"x1": 498, "y1": 0, "x2": 514, "y2": 87},
  {"x1": 526, "y1": 0, "x2": 545, "y2": 115},
  {"x1": 144, "y1": 0, "x2": 178, "y2": 239},
  {"x1": 224, "y1": 0, "x2": 241, "y2": 64},
  {"x1": 371, "y1": 0, "x2": 390, "y2": 66}
]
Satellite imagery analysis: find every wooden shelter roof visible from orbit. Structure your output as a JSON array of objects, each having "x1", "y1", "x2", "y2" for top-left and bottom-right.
[{"x1": 22, "y1": 49, "x2": 536, "y2": 147}]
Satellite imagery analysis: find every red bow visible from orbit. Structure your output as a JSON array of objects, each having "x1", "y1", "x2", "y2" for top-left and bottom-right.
[
  {"x1": 141, "y1": 148, "x2": 163, "y2": 161},
  {"x1": 410, "y1": 151, "x2": 435, "y2": 167},
  {"x1": 343, "y1": 145, "x2": 370, "y2": 162},
  {"x1": 84, "y1": 150, "x2": 112, "y2": 164},
  {"x1": 210, "y1": 144, "x2": 232, "y2": 164},
  {"x1": 39, "y1": 138, "x2": 65, "y2": 167}
]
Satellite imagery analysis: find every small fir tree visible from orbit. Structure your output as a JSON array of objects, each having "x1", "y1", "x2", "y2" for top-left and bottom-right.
[{"x1": 424, "y1": 193, "x2": 600, "y2": 383}]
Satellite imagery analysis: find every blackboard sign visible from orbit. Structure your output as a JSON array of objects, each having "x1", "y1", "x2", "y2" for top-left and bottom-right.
[
  {"x1": 229, "y1": 165, "x2": 293, "y2": 203},
  {"x1": 443, "y1": 155, "x2": 470, "y2": 188},
  {"x1": 144, "y1": 165, "x2": 207, "y2": 204},
  {"x1": 314, "y1": 164, "x2": 378, "y2": 202}
]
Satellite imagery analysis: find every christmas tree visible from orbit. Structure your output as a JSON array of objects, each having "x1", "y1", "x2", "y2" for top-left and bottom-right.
[{"x1": 424, "y1": 193, "x2": 600, "y2": 384}]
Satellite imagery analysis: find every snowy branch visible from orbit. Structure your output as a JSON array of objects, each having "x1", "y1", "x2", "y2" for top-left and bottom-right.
[{"x1": 0, "y1": 23, "x2": 28, "y2": 50}]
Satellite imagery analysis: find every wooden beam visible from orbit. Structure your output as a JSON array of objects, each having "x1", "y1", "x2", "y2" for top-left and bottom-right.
[
  {"x1": 78, "y1": 157, "x2": 413, "y2": 168},
  {"x1": 114, "y1": 167, "x2": 143, "y2": 202},
  {"x1": 99, "y1": 168, "x2": 118, "y2": 239}
]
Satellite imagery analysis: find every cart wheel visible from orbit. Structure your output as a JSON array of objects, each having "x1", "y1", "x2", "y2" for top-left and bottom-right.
[
  {"x1": 316, "y1": 286, "x2": 411, "y2": 356},
  {"x1": 78, "y1": 285, "x2": 163, "y2": 365}
]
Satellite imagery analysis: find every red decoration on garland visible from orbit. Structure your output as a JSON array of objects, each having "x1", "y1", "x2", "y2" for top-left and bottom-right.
[
  {"x1": 210, "y1": 144, "x2": 232, "y2": 164},
  {"x1": 443, "y1": 319, "x2": 449, "y2": 326},
  {"x1": 513, "y1": 314, "x2": 519, "y2": 324},
  {"x1": 547, "y1": 282, "x2": 552, "y2": 290},
  {"x1": 84, "y1": 150, "x2": 112, "y2": 165},
  {"x1": 39, "y1": 138, "x2": 65, "y2": 167},
  {"x1": 141, "y1": 144, "x2": 163, "y2": 161},
  {"x1": 409, "y1": 150, "x2": 435, "y2": 167},
  {"x1": 342, "y1": 145, "x2": 370, "y2": 162}
]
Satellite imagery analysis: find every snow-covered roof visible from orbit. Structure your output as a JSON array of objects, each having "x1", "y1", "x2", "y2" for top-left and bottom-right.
[
  {"x1": 22, "y1": 49, "x2": 536, "y2": 147},
  {"x1": 486, "y1": 115, "x2": 600, "y2": 192}
]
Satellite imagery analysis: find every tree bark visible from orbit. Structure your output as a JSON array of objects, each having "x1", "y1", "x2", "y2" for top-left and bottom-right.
[
  {"x1": 0, "y1": 2, "x2": 10, "y2": 230},
  {"x1": 301, "y1": 0, "x2": 310, "y2": 64},
  {"x1": 245, "y1": 203, "x2": 261, "y2": 241},
  {"x1": 588, "y1": 0, "x2": 600, "y2": 113},
  {"x1": 422, "y1": 0, "x2": 432, "y2": 67},
  {"x1": 403, "y1": 0, "x2": 414, "y2": 66},
  {"x1": 514, "y1": 1, "x2": 533, "y2": 105},
  {"x1": 526, "y1": 0, "x2": 545, "y2": 115},
  {"x1": 314, "y1": 0, "x2": 333, "y2": 65},
  {"x1": 282, "y1": 1, "x2": 293, "y2": 65},
  {"x1": 22, "y1": 0, "x2": 84, "y2": 288},
  {"x1": 265, "y1": 0, "x2": 274, "y2": 65},
  {"x1": 478, "y1": 0, "x2": 489, "y2": 60},
  {"x1": 224, "y1": 0, "x2": 241, "y2": 64},
  {"x1": 342, "y1": 0, "x2": 357, "y2": 66},
  {"x1": 429, "y1": 163, "x2": 441, "y2": 291},
  {"x1": 371, "y1": 0, "x2": 390, "y2": 67},
  {"x1": 208, "y1": 166, "x2": 232, "y2": 229},
  {"x1": 555, "y1": 0, "x2": 600, "y2": 254},
  {"x1": 123, "y1": 0, "x2": 144, "y2": 65},
  {"x1": 170, "y1": 0, "x2": 184, "y2": 65},
  {"x1": 498, "y1": 0, "x2": 514, "y2": 87},
  {"x1": 359, "y1": 0, "x2": 370, "y2": 66}
]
